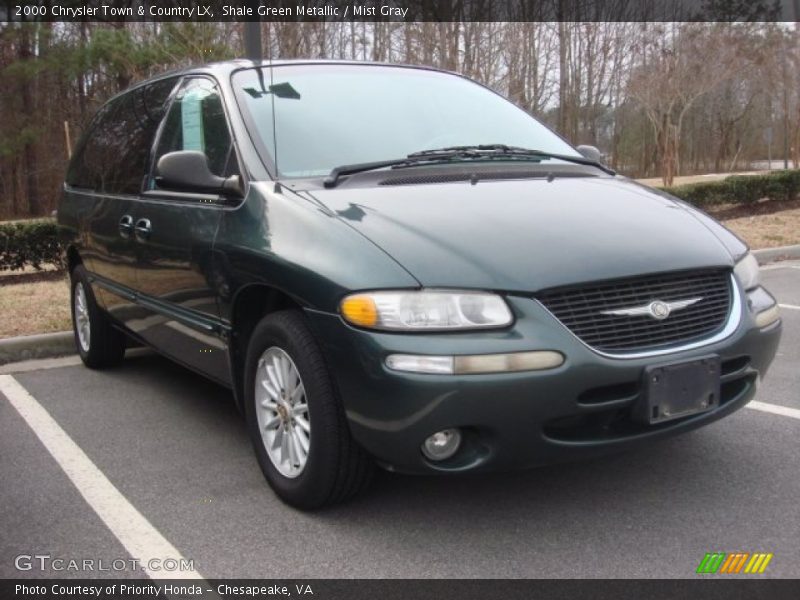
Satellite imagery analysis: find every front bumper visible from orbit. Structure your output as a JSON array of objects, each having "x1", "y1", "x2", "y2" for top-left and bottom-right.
[{"x1": 305, "y1": 289, "x2": 782, "y2": 474}]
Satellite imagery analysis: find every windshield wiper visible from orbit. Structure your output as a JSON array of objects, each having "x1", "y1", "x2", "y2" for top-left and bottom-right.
[
  {"x1": 409, "y1": 144, "x2": 616, "y2": 175},
  {"x1": 409, "y1": 144, "x2": 530, "y2": 156},
  {"x1": 323, "y1": 144, "x2": 614, "y2": 188},
  {"x1": 323, "y1": 155, "x2": 463, "y2": 188}
]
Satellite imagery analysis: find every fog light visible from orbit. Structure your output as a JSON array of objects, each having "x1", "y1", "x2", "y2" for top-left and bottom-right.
[{"x1": 421, "y1": 428, "x2": 462, "y2": 461}]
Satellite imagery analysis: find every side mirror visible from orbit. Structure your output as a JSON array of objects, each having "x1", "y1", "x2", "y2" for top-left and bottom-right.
[
  {"x1": 155, "y1": 151, "x2": 242, "y2": 197},
  {"x1": 576, "y1": 145, "x2": 603, "y2": 163}
]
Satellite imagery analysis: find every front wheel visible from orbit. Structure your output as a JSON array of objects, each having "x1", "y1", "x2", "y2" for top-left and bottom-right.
[{"x1": 244, "y1": 310, "x2": 373, "y2": 509}]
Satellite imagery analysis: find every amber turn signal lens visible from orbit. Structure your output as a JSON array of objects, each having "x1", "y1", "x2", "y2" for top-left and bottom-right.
[{"x1": 340, "y1": 295, "x2": 379, "y2": 327}]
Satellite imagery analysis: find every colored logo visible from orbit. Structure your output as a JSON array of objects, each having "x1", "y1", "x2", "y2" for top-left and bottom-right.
[{"x1": 696, "y1": 552, "x2": 773, "y2": 574}]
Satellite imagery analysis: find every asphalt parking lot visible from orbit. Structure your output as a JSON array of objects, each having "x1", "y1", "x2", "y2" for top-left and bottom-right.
[{"x1": 1, "y1": 263, "x2": 798, "y2": 579}]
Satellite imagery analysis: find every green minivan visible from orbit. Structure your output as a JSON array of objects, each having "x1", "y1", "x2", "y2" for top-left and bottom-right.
[{"x1": 58, "y1": 60, "x2": 782, "y2": 509}]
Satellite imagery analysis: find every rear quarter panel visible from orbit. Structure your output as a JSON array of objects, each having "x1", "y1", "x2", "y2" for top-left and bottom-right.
[{"x1": 57, "y1": 187, "x2": 96, "y2": 275}]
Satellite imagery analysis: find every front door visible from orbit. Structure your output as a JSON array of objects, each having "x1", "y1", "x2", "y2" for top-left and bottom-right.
[{"x1": 130, "y1": 77, "x2": 238, "y2": 385}]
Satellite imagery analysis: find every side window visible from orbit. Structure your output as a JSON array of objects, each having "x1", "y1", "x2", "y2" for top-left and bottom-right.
[
  {"x1": 152, "y1": 77, "x2": 237, "y2": 187},
  {"x1": 66, "y1": 102, "x2": 117, "y2": 189},
  {"x1": 66, "y1": 77, "x2": 178, "y2": 193}
]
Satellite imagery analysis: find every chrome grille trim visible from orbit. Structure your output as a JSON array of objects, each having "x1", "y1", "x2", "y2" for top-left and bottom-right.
[{"x1": 535, "y1": 274, "x2": 742, "y2": 360}]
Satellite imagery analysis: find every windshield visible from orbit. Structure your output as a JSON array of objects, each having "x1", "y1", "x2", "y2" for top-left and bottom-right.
[{"x1": 233, "y1": 64, "x2": 580, "y2": 179}]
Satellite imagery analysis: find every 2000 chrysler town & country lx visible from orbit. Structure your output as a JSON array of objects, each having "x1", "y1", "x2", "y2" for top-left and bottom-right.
[{"x1": 58, "y1": 60, "x2": 782, "y2": 509}]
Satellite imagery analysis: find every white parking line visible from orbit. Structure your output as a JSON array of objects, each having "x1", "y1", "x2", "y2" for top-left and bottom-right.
[
  {"x1": 0, "y1": 348, "x2": 154, "y2": 375},
  {"x1": 779, "y1": 303, "x2": 800, "y2": 311},
  {"x1": 0, "y1": 355, "x2": 82, "y2": 375},
  {"x1": 746, "y1": 400, "x2": 800, "y2": 420},
  {"x1": 0, "y1": 374, "x2": 204, "y2": 580}
]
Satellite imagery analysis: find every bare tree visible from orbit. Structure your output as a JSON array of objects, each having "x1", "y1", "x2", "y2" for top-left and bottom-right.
[
  {"x1": 1, "y1": 20, "x2": 798, "y2": 219},
  {"x1": 628, "y1": 23, "x2": 742, "y2": 185}
]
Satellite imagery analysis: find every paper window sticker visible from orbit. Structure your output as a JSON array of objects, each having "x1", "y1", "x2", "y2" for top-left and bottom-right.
[{"x1": 181, "y1": 88, "x2": 209, "y2": 153}]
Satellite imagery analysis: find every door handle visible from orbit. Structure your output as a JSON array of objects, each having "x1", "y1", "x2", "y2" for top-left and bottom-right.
[
  {"x1": 118, "y1": 215, "x2": 134, "y2": 239},
  {"x1": 134, "y1": 218, "x2": 152, "y2": 241}
]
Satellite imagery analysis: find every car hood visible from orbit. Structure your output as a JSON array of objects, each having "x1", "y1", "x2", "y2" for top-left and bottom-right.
[{"x1": 307, "y1": 177, "x2": 739, "y2": 292}]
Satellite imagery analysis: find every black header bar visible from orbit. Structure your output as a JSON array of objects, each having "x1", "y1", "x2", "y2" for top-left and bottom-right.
[{"x1": 1, "y1": 0, "x2": 798, "y2": 22}]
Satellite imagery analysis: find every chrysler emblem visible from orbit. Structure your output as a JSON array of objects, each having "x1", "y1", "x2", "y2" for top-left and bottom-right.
[
  {"x1": 649, "y1": 301, "x2": 671, "y2": 320},
  {"x1": 601, "y1": 297, "x2": 703, "y2": 320}
]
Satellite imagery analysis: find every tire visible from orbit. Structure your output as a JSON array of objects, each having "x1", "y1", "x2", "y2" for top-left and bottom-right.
[
  {"x1": 244, "y1": 310, "x2": 374, "y2": 509},
  {"x1": 70, "y1": 265, "x2": 126, "y2": 369}
]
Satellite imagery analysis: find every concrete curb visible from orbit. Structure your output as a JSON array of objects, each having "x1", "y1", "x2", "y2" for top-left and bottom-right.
[
  {"x1": 0, "y1": 331, "x2": 74, "y2": 366},
  {"x1": 753, "y1": 244, "x2": 800, "y2": 265}
]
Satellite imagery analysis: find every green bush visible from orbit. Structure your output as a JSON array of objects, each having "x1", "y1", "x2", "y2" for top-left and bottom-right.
[
  {"x1": 0, "y1": 219, "x2": 65, "y2": 272},
  {"x1": 661, "y1": 170, "x2": 800, "y2": 209}
]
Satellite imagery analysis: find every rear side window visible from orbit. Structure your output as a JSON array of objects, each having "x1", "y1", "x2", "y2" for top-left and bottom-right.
[
  {"x1": 67, "y1": 77, "x2": 178, "y2": 193},
  {"x1": 152, "y1": 77, "x2": 235, "y2": 182}
]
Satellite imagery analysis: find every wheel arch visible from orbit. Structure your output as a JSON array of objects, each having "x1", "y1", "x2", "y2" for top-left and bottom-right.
[
  {"x1": 66, "y1": 245, "x2": 83, "y2": 274},
  {"x1": 228, "y1": 283, "x2": 305, "y2": 412}
]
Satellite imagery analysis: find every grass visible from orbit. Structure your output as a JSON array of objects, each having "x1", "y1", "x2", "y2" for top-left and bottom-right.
[
  {"x1": 718, "y1": 206, "x2": 800, "y2": 248},
  {"x1": 0, "y1": 276, "x2": 72, "y2": 338},
  {"x1": 633, "y1": 177, "x2": 800, "y2": 249}
]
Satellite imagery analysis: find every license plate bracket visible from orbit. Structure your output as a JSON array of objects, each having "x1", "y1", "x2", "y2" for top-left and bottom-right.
[{"x1": 635, "y1": 355, "x2": 721, "y2": 425}]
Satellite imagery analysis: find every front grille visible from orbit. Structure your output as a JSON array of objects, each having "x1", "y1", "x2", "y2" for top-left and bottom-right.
[{"x1": 536, "y1": 269, "x2": 733, "y2": 353}]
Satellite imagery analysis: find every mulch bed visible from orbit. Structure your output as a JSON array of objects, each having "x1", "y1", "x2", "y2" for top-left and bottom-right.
[
  {"x1": 709, "y1": 198, "x2": 800, "y2": 221},
  {"x1": 0, "y1": 269, "x2": 65, "y2": 285}
]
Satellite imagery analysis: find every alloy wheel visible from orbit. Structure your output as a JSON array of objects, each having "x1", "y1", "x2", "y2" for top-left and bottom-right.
[
  {"x1": 74, "y1": 282, "x2": 91, "y2": 352},
  {"x1": 255, "y1": 347, "x2": 311, "y2": 478}
]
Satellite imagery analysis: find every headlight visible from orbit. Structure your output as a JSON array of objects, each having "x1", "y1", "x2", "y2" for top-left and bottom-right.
[
  {"x1": 339, "y1": 290, "x2": 513, "y2": 331},
  {"x1": 734, "y1": 252, "x2": 760, "y2": 291},
  {"x1": 747, "y1": 286, "x2": 781, "y2": 328}
]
